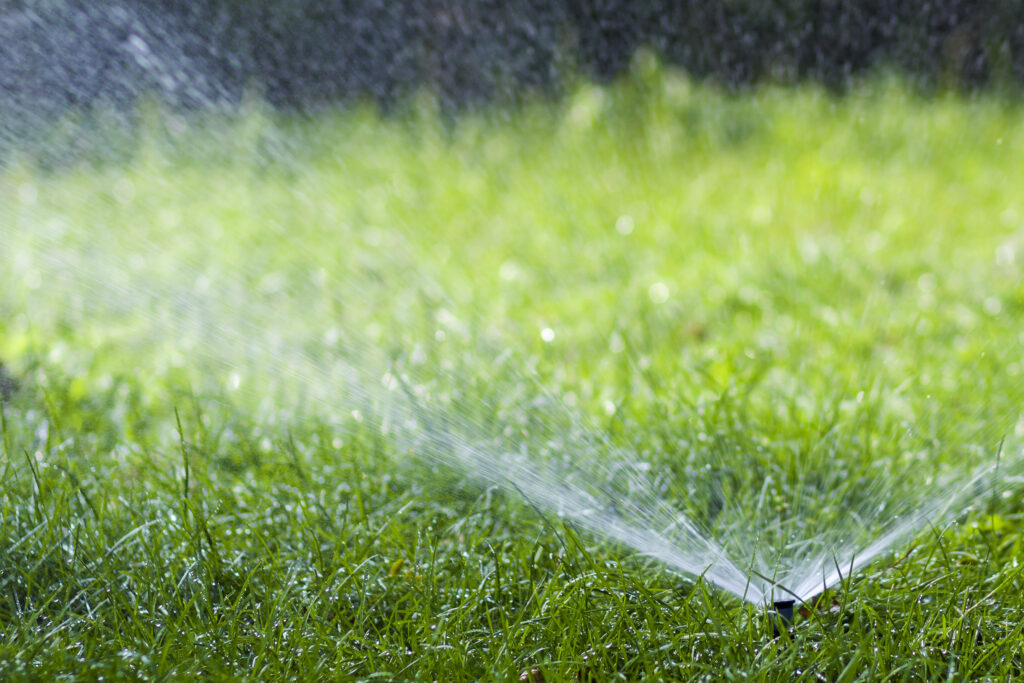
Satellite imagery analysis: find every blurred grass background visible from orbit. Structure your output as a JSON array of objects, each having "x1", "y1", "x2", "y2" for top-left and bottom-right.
[
  {"x1": 5, "y1": 64, "x2": 1024, "y2": 433},
  {"x1": 2, "y1": 65, "x2": 1024, "y2": 678}
]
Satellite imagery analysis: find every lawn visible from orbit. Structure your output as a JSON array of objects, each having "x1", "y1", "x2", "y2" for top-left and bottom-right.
[{"x1": 2, "y1": 65, "x2": 1024, "y2": 680}]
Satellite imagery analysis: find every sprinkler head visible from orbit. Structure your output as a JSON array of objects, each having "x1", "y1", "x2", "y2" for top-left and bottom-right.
[{"x1": 771, "y1": 600, "x2": 795, "y2": 638}]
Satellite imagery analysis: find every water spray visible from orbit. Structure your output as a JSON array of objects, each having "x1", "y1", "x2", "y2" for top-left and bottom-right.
[{"x1": 2, "y1": 5, "x2": 1024, "y2": 628}]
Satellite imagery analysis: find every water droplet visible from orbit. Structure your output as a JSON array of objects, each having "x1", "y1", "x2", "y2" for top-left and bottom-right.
[
  {"x1": 995, "y1": 243, "x2": 1015, "y2": 266},
  {"x1": 750, "y1": 204, "x2": 772, "y2": 225},
  {"x1": 609, "y1": 331, "x2": 625, "y2": 353},
  {"x1": 648, "y1": 282, "x2": 669, "y2": 303},
  {"x1": 615, "y1": 215, "x2": 634, "y2": 235},
  {"x1": 499, "y1": 260, "x2": 522, "y2": 281}
]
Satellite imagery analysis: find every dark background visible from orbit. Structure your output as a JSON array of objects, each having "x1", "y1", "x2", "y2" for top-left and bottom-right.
[{"x1": 2, "y1": 0, "x2": 1023, "y2": 121}]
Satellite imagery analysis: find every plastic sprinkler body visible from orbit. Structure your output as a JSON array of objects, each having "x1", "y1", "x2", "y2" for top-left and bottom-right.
[{"x1": 771, "y1": 600, "x2": 795, "y2": 638}]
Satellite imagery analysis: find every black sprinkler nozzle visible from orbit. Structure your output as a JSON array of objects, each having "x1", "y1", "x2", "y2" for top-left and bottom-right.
[{"x1": 771, "y1": 600, "x2": 795, "y2": 638}]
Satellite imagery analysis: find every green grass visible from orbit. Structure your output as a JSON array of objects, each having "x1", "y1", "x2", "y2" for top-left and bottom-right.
[{"x1": 3, "y1": 66, "x2": 1024, "y2": 680}]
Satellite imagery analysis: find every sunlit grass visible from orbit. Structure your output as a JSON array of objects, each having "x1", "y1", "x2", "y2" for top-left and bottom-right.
[{"x1": 2, "y1": 68, "x2": 1024, "y2": 679}]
